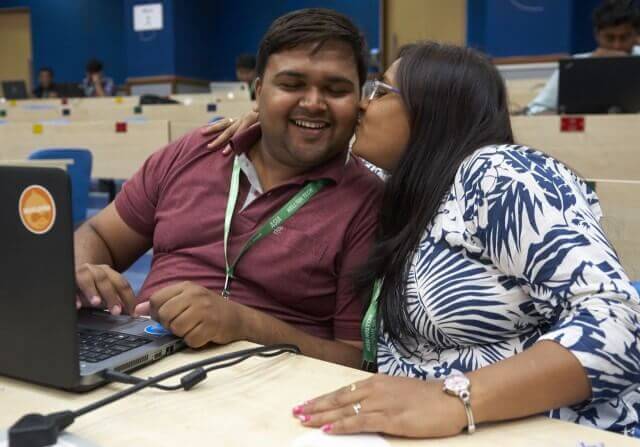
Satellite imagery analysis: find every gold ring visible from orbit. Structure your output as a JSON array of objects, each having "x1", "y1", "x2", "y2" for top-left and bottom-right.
[
  {"x1": 228, "y1": 118, "x2": 235, "y2": 124},
  {"x1": 349, "y1": 383, "x2": 357, "y2": 392},
  {"x1": 352, "y1": 402, "x2": 362, "y2": 415}
]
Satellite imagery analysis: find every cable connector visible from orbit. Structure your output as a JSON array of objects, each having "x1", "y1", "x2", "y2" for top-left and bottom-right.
[
  {"x1": 8, "y1": 411, "x2": 75, "y2": 447},
  {"x1": 101, "y1": 369, "x2": 143, "y2": 385},
  {"x1": 180, "y1": 367, "x2": 207, "y2": 390}
]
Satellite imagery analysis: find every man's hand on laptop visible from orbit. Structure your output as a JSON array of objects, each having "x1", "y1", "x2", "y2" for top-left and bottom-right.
[
  {"x1": 134, "y1": 281, "x2": 244, "y2": 347},
  {"x1": 75, "y1": 263, "x2": 137, "y2": 316}
]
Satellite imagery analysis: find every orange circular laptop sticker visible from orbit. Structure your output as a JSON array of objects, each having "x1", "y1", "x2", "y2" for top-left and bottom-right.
[{"x1": 19, "y1": 185, "x2": 56, "y2": 234}]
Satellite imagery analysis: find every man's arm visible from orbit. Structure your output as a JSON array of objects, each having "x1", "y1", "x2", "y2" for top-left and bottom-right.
[
  {"x1": 526, "y1": 69, "x2": 559, "y2": 115},
  {"x1": 239, "y1": 303, "x2": 362, "y2": 367},
  {"x1": 143, "y1": 282, "x2": 363, "y2": 368},
  {"x1": 91, "y1": 73, "x2": 106, "y2": 97},
  {"x1": 75, "y1": 203, "x2": 152, "y2": 314}
]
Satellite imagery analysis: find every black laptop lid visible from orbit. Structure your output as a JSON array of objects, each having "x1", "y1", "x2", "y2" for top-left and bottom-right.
[
  {"x1": 0, "y1": 166, "x2": 80, "y2": 388},
  {"x1": 558, "y1": 56, "x2": 640, "y2": 114},
  {"x1": 2, "y1": 80, "x2": 28, "y2": 100}
]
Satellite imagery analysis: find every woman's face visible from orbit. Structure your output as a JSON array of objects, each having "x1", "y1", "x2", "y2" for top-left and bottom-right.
[{"x1": 351, "y1": 59, "x2": 411, "y2": 171}]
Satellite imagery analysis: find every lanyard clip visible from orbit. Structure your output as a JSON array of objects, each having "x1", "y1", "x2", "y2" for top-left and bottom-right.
[
  {"x1": 221, "y1": 274, "x2": 231, "y2": 300},
  {"x1": 361, "y1": 360, "x2": 377, "y2": 373}
]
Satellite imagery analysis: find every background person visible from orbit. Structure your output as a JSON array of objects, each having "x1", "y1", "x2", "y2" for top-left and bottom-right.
[
  {"x1": 82, "y1": 58, "x2": 116, "y2": 97},
  {"x1": 527, "y1": 0, "x2": 640, "y2": 114},
  {"x1": 32, "y1": 67, "x2": 58, "y2": 98}
]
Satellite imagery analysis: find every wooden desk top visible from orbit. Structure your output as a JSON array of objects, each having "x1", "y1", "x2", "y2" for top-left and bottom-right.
[
  {"x1": 593, "y1": 179, "x2": 640, "y2": 279},
  {"x1": 0, "y1": 120, "x2": 169, "y2": 179},
  {"x1": 512, "y1": 114, "x2": 640, "y2": 181},
  {"x1": 0, "y1": 342, "x2": 635, "y2": 446}
]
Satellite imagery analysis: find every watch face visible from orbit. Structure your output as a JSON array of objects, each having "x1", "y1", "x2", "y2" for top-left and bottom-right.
[{"x1": 445, "y1": 375, "x2": 470, "y2": 393}]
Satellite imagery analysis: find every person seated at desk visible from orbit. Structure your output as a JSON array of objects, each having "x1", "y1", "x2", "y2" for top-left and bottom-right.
[
  {"x1": 527, "y1": 0, "x2": 640, "y2": 115},
  {"x1": 73, "y1": 9, "x2": 383, "y2": 368},
  {"x1": 205, "y1": 41, "x2": 640, "y2": 438},
  {"x1": 235, "y1": 53, "x2": 257, "y2": 99},
  {"x1": 32, "y1": 67, "x2": 59, "y2": 98},
  {"x1": 82, "y1": 58, "x2": 116, "y2": 97}
]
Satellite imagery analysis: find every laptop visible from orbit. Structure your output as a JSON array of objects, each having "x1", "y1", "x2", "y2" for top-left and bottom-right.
[
  {"x1": 558, "y1": 56, "x2": 640, "y2": 114},
  {"x1": 209, "y1": 81, "x2": 251, "y2": 101},
  {"x1": 0, "y1": 166, "x2": 184, "y2": 391},
  {"x1": 56, "y1": 82, "x2": 85, "y2": 98},
  {"x1": 1, "y1": 80, "x2": 28, "y2": 100}
]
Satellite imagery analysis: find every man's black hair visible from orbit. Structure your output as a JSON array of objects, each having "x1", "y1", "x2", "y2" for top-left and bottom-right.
[
  {"x1": 39, "y1": 67, "x2": 54, "y2": 77},
  {"x1": 256, "y1": 8, "x2": 367, "y2": 87},
  {"x1": 593, "y1": 0, "x2": 640, "y2": 30},
  {"x1": 235, "y1": 53, "x2": 256, "y2": 70},
  {"x1": 86, "y1": 59, "x2": 103, "y2": 74}
]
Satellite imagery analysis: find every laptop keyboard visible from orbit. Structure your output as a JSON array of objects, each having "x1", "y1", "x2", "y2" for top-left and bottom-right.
[{"x1": 77, "y1": 328, "x2": 152, "y2": 363}]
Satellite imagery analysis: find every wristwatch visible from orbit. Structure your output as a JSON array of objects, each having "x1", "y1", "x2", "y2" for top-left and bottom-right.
[{"x1": 442, "y1": 373, "x2": 476, "y2": 434}]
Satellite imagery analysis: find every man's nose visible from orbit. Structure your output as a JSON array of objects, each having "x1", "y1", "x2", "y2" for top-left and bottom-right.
[
  {"x1": 611, "y1": 38, "x2": 627, "y2": 51},
  {"x1": 299, "y1": 88, "x2": 327, "y2": 111}
]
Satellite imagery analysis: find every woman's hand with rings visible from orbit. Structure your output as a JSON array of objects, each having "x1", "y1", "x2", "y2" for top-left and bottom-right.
[
  {"x1": 200, "y1": 106, "x2": 259, "y2": 154},
  {"x1": 291, "y1": 374, "x2": 468, "y2": 438}
]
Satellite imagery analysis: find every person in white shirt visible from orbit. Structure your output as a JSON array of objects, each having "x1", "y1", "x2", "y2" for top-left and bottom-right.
[{"x1": 528, "y1": 0, "x2": 639, "y2": 115}]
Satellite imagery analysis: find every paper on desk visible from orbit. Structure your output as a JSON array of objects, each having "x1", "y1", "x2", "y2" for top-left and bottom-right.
[{"x1": 292, "y1": 429, "x2": 391, "y2": 447}]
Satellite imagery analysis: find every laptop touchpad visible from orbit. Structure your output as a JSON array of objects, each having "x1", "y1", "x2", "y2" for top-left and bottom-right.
[{"x1": 77, "y1": 308, "x2": 154, "y2": 335}]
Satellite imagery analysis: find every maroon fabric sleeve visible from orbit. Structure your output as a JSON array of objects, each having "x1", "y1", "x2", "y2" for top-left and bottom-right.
[{"x1": 114, "y1": 134, "x2": 186, "y2": 237}]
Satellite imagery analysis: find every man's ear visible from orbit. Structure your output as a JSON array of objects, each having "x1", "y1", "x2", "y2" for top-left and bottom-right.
[
  {"x1": 255, "y1": 77, "x2": 263, "y2": 102},
  {"x1": 594, "y1": 28, "x2": 604, "y2": 48}
]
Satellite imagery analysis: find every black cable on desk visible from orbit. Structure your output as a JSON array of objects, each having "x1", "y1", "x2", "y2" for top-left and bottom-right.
[
  {"x1": 8, "y1": 344, "x2": 300, "y2": 447},
  {"x1": 102, "y1": 346, "x2": 297, "y2": 392}
]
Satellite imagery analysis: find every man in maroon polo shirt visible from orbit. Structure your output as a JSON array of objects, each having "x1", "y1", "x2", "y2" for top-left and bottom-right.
[{"x1": 73, "y1": 9, "x2": 383, "y2": 367}]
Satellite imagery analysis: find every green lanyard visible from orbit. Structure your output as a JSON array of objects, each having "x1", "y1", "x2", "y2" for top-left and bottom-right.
[
  {"x1": 222, "y1": 155, "x2": 329, "y2": 299},
  {"x1": 361, "y1": 278, "x2": 382, "y2": 371}
]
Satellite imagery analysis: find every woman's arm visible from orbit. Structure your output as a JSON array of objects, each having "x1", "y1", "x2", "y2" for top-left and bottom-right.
[
  {"x1": 293, "y1": 340, "x2": 589, "y2": 437},
  {"x1": 469, "y1": 340, "x2": 590, "y2": 424}
]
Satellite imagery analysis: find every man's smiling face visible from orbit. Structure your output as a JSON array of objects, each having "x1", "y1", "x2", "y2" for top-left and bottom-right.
[{"x1": 255, "y1": 40, "x2": 361, "y2": 170}]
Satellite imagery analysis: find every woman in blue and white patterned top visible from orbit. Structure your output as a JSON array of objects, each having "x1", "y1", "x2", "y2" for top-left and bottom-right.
[{"x1": 295, "y1": 42, "x2": 640, "y2": 438}]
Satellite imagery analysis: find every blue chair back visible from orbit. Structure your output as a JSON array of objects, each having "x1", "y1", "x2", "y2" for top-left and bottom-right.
[{"x1": 28, "y1": 148, "x2": 92, "y2": 224}]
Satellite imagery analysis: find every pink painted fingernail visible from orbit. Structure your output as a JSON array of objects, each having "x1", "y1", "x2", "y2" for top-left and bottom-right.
[
  {"x1": 321, "y1": 424, "x2": 333, "y2": 433},
  {"x1": 90, "y1": 296, "x2": 101, "y2": 306},
  {"x1": 134, "y1": 301, "x2": 150, "y2": 316},
  {"x1": 297, "y1": 414, "x2": 310, "y2": 423},
  {"x1": 292, "y1": 405, "x2": 304, "y2": 415},
  {"x1": 111, "y1": 304, "x2": 122, "y2": 315}
]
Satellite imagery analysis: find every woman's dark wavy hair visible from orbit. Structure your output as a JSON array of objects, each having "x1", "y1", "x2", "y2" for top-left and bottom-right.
[{"x1": 359, "y1": 42, "x2": 514, "y2": 346}]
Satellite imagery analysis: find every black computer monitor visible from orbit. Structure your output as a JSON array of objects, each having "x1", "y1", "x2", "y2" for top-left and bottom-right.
[
  {"x1": 1, "y1": 80, "x2": 28, "y2": 100},
  {"x1": 56, "y1": 82, "x2": 85, "y2": 98},
  {"x1": 558, "y1": 56, "x2": 640, "y2": 114}
]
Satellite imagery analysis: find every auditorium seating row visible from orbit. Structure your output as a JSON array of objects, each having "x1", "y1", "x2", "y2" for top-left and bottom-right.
[
  {"x1": 1, "y1": 114, "x2": 638, "y2": 277},
  {"x1": 0, "y1": 99, "x2": 254, "y2": 123}
]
